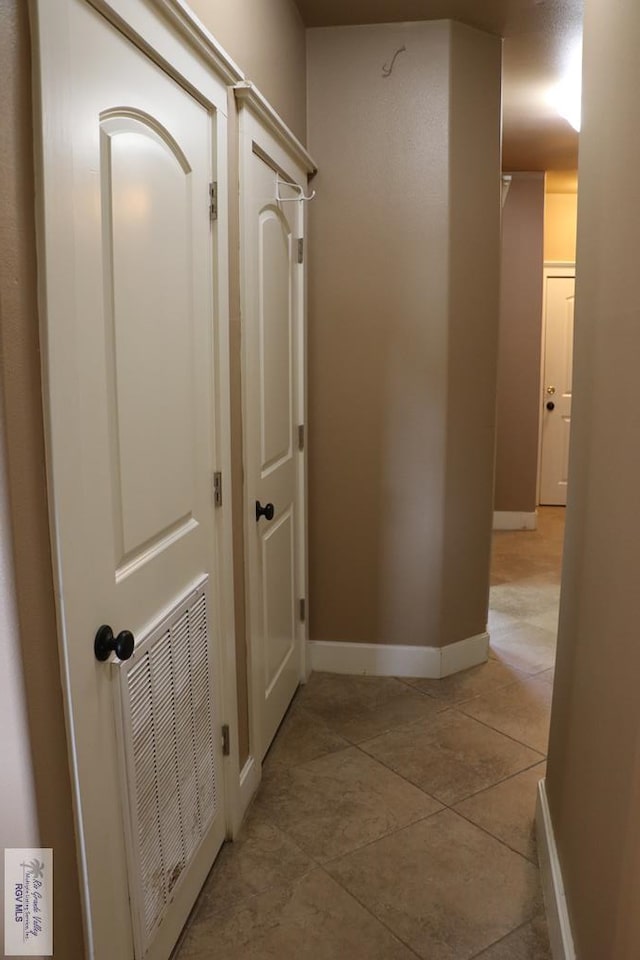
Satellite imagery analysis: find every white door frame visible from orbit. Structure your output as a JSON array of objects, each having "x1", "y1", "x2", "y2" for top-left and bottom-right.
[
  {"x1": 30, "y1": 0, "x2": 245, "y2": 953},
  {"x1": 537, "y1": 261, "x2": 576, "y2": 505},
  {"x1": 235, "y1": 82, "x2": 316, "y2": 782}
]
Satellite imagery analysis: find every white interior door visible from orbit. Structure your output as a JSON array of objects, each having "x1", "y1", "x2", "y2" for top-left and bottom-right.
[
  {"x1": 32, "y1": 2, "x2": 233, "y2": 957},
  {"x1": 240, "y1": 112, "x2": 309, "y2": 762},
  {"x1": 539, "y1": 272, "x2": 576, "y2": 505}
]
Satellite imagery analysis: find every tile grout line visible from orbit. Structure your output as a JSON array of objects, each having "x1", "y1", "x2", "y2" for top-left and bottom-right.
[
  {"x1": 177, "y1": 805, "x2": 435, "y2": 960},
  {"x1": 317, "y1": 801, "x2": 446, "y2": 870},
  {"x1": 318, "y1": 808, "x2": 543, "y2": 960},
  {"x1": 394, "y1": 672, "x2": 542, "y2": 707},
  {"x1": 274, "y1": 816, "x2": 542, "y2": 960},
  {"x1": 177, "y1": 756, "x2": 547, "y2": 957},
  {"x1": 345, "y1": 738, "x2": 545, "y2": 865},
  {"x1": 349, "y1": 709, "x2": 546, "y2": 803},
  {"x1": 318, "y1": 862, "x2": 426, "y2": 960},
  {"x1": 449, "y1": 701, "x2": 549, "y2": 755},
  {"x1": 261, "y1": 750, "x2": 447, "y2": 871},
  {"x1": 268, "y1": 741, "x2": 543, "y2": 874},
  {"x1": 467, "y1": 915, "x2": 544, "y2": 959},
  {"x1": 358, "y1": 718, "x2": 546, "y2": 805},
  {"x1": 447, "y1": 756, "x2": 547, "y2": 805},
  {"x1": 448, "y1": 803, "x2": 541, "y2": 867}
]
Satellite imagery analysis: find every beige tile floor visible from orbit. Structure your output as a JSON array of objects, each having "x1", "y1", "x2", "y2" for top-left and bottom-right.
[{"x1": 174, "y1": 507, "x2": 565, "y2": 960}]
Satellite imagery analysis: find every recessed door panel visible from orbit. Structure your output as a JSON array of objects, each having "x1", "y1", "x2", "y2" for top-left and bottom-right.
[
  {"x1": 262, "y1": 510, "x2": 296, "y2": 691},
  {"x1": 103, "y1": 117, "x2": 195, "y2": 563},
  {"x1": 259, "y1": 211, "x2": 293, "y2": 474}
]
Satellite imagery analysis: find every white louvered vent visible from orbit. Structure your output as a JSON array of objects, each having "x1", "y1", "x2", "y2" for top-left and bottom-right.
[{"x1": 116, "y1": 577, "x2": 218, "y2": 953}]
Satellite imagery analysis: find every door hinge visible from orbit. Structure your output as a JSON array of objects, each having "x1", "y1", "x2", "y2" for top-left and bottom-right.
[
  {"x1": 299, "y1": 598, "x2": 306, "y2": 622},
  {"x1": 209, "y1": 181, "x2": 218, "y2": 221},
  {"x1": 221, "y1": 724, "x2": 230, "y2": 757},
  {"x1": 298, "y1": 424, "x2": 305, "y2": 451},
  {"x1": 297, "y1": 237, "x2": 304, "y2": 264},
  {"x1": 213, "y1": 471, "x2": 223, "y2": 507}
]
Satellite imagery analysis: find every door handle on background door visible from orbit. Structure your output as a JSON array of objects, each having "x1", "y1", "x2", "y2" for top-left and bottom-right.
[
  {"x1": 94, "y1": 624, "x2": 135, "y2": 662},
  {"x1": 546, "y1": 401, "x2": 555, "y2": 411},
  {"x1": 256, "y1": 500, "x2": 275, "y2": 522}
]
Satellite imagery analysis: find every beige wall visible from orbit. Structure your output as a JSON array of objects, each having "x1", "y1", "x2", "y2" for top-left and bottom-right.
[
  {"x1": 307, "y1": 21, "x2": 501, "y2": 648},
  {"x1": 0, "y1": 2, "x2": 85, "y2": 955},
  {"x1": 544, "y1": 185, "x2": 578, "y2": 263},
  {"x1": 442, "y1": 23, "x2": 503, "y2": 644},
  {"x1": 186, "y1": 0, "x2": 307, "y2": 141},
  {"x1": 545, "y1": 0, "x2": 640, "y2": 956},
  {"x1": 494, "y1": 175, "x2": 545, "y2": 514}
]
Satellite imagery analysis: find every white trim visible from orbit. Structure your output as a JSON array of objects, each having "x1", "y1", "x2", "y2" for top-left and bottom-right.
[
  {"x1": 87, "y1": 0, "x2": 245, "y2": 87},
  {"x1": 440, "y1": 633, "x2": 490, "y2": 676},
  {"x1": 234, "y1": 82, "x2": 317, "y2": 176},
  {"x1": 235, "y1": 755, "x2": 261, "y2": 828},
  {"x1": 148, "y1": 0, "x2": 244, "y2": 83},
  {"x1": 307, "y1": 633, "x2": 489, "y2": 679},
  {"x1": 503, "y1": 171, "x2": 546, "y2": 181},
  {"x1": 537, "y1": 263, "x2": 576, "y2": 505},
  {"x1": 211, "y1": 116, "x2": 245, "y2": 845},
  {"x1": 543, "y1": 261, "x2": 577, "y2": 270},
  {"x1": 493, "y1": 510, "x2": 538, "y2": 531},
  {"x1": 536, "y1": 779, "x2": 576, "y2": 960}
]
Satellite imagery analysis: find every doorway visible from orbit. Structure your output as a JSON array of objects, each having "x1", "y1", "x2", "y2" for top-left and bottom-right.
[{"x1": 538, "y1": 265, "x2": 576, "y2": 506}]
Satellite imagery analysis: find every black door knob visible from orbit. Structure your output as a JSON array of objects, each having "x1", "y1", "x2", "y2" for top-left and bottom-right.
[
  {"x1": 94, "y1": 625, "x2": 135, "y2": 662},
  {"x1": 546, "y1": 401, "x2": 555, "y2": 411},
  {"x1": 255, "y1": 500, "x2": 275, "y2": 522}
]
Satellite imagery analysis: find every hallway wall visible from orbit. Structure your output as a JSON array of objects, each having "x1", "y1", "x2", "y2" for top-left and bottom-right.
[
  {"x1": 307, "y1": 21, "x2": 501, "y2": 650},
  {"x1": 0, "y1": 1, "x2": 85, "y2": 954},
  {"x1": 442, "y1": 21, "x2": 503, "y2": 645},
  {"x1": 544, "y1": 171, "x2": 578, "y2": 264},
  {"x1": 545, "y1": 0, "x2": 640, "y2": 955},
  {"x1": 494, "y1": 174, "x2": 545, "y2": 515}
]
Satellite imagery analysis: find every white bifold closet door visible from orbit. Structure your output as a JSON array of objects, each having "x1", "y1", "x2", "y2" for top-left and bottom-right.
[
  {"x1": 238, "y1": 89, "x2": 315, "y2": 762},
  {"x1": 32, "y1": 1, "x2": 237, "y2": 957}
]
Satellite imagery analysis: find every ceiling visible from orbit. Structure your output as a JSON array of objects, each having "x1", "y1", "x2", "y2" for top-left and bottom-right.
[{"x1": 293, "y1": 0, "x2": 583, "y2": 173}]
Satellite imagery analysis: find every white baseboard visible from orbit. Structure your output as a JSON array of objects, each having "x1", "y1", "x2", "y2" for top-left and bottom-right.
[
  {"x1": 237, "y1": 755, "x2": 260, "y2": 825},
  {"x1": 493, "y1": 510, "x2": 538, "y2": 531},
  {"x1": 440, "y1": 632, "x2": 490, "y2": 677},
  {"x1": 307, "y1": 632, "x2": 489, "y2": 679},
  {"x1": 536, "y1": 778, "x2": 576, "y2": 960}
]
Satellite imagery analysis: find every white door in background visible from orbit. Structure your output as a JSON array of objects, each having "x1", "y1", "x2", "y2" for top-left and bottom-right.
[
  {"x1": 33, "y1": 2, "x2": 234, "y2": 958},
  {"x1": 539, "y1": 272, "x2": 576, "y2": 505},
  {"x1": 239, "y1": 99, "x2": 311, "y2": 761}
]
